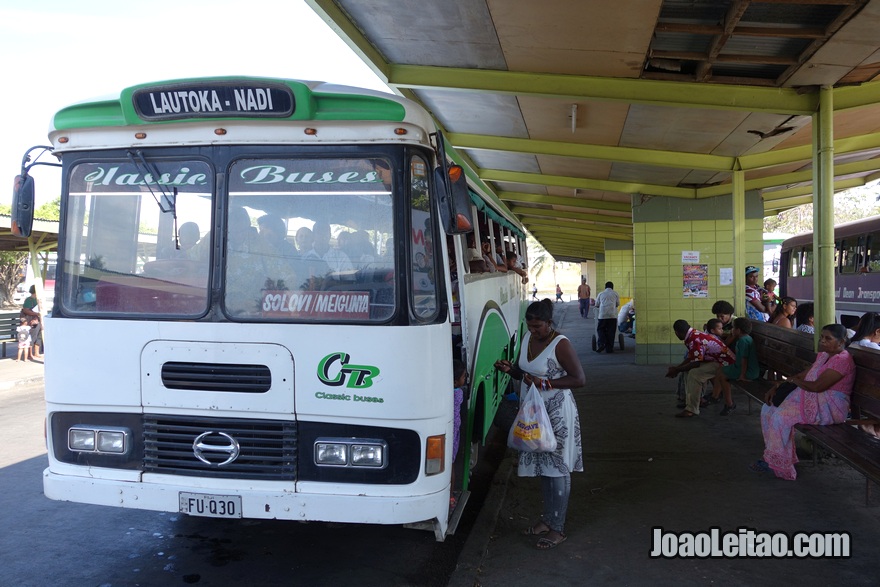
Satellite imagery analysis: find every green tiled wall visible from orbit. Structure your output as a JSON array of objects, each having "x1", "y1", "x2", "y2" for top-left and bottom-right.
[{"x1": 633, "y1": 215, "x2": 764, "y2": 365}]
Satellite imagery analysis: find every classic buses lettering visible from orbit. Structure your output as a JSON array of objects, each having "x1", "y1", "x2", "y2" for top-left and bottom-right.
[
  {"x1": 315, "y1": 391, "x2": 351, "y2": 401},
  {"x1": 238, "y1": 165, "x2": 381, "y2": 185},
  {"x1": 317, "y1": 352, "x2": 381, "y2": 389},
  {"x1": 83, "y1": 166, "x2": 208, "y2": 186},
  {"x1": 314, "y1": 391, "x2": 384, "y2": 403}
]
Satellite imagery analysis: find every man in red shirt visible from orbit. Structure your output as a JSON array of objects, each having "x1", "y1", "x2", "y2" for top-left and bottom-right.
[{"x1": 665, "y1": 319, "x2": 735, "y2": 418}]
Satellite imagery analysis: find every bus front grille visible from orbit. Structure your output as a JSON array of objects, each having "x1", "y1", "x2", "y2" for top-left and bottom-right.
[
  {"x1": 144, "y1": 415, "x2": 296, "y2": 481},
  {"x1": 160, "y1": 362, "x2": 272, "y2": 392}
]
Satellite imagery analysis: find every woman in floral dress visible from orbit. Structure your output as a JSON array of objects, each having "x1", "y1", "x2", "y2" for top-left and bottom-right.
[
  {"x1": 495, "y1": 299, "x2": 585, "y2": 549},
  {"x1": 755, "y1": 324, "x2": 855, "y2": 480}
]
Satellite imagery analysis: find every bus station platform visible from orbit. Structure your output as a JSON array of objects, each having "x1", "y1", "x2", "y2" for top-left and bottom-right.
[
  {"x1": 0, "y1": 346, "x2": 44, "y2": 390},
  {"x1": 451, "y1": 301, "x2": 880, "y2": 586}
]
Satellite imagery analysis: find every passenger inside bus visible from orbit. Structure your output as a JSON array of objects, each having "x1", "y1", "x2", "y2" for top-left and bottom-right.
[
  {"x1": 311, "y1": 221, "x2": 354, "y2": 278},
  {"x1": 256, "y1": 214, "x2": 299, "y2": 290},
  {"x1": 176, "y1": 222, "x2": 201, "y2": 259}
]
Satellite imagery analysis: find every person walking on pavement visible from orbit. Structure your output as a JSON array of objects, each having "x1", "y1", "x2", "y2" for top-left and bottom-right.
[
  {"x1": 594, "y1": 282, "x2": 620, "y2": 353},
  {"x1": 577, "y1": 277, "x2": 591, "y2": 318}
]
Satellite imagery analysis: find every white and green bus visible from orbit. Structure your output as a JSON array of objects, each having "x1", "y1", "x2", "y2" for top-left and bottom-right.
[{"x1": 12, "y1": 77, "x2": 527, "y2": 540}]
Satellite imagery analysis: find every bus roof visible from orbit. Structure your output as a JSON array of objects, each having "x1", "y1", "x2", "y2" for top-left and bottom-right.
[
  {"x1": 50, "y1": 77, "x2": 432, "y2": 133},
  {"x1": 782, "y1": 215, "x2": 880, "y2": 249}
]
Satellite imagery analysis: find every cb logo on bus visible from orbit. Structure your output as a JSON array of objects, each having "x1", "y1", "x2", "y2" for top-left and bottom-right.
[{"x1": 317, "y1": 352, "x2": 380, "y2": 389}]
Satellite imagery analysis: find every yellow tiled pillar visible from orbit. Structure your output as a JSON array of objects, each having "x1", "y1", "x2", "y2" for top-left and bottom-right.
[{"x1": 633, "y1": 193, "x2": 764, "y2": 365}]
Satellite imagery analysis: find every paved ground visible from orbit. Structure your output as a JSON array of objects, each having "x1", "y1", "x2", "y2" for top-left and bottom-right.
[
  {"x1": 451, "y1": 300, "x2": 880, "y2": 587},
  {"x1": 4, "y1": 309, "x2": 878, "y2": 586},
  {"x1": 0, "y1": 343, "x2": 44, "y2": 391}
]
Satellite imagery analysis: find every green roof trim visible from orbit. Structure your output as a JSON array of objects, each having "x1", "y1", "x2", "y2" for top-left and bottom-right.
[
  {"x1": 53, "y1": 99, "x2": 127, "y2": 130},
  {"x1": 52, "y1": 77, "x2": 406, "y2": 130}
]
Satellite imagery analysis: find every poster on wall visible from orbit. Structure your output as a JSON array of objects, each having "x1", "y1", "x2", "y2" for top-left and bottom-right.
[{"x1": 683, "y1": 264, "x2": 709, "y2": 298}]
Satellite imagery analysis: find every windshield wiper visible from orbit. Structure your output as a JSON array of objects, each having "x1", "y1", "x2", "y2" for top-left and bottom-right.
[{"x1": 127, "y1": 149, "x2": 180, "y2": 248}]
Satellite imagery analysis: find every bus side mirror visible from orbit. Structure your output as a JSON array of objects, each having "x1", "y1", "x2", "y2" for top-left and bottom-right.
[
  {"x1": 435, "y1": 165, "x2": 473, "y2": 235},
  {"x1": 11, "y1": 174, "x2": 35, "y2": 238}
]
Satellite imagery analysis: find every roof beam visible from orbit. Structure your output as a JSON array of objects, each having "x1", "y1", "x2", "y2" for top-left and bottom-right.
[
  {"x1": 656, "y1": 22, "x2": 826, "y2": 39},
  {"x1": 738, "y1": 131, "x2": 880, "y2": 171},
  {"x1": 698, "y1": 157, "x2": 880, "y2": 198},
  {"x1": 525, "y1": 226, "x2": 623, "y2": 241},
  {"x1": 449, "y1": 133, "x2": 734, "y2": 172},
  {"x1": 482, "y1": 169, "x2": 695, "y2": 199},
  {"x1": 522, "y1": 218, "x2": 633, "y2": 239},
  {"x1": 497, "y1": 191, "x2": 632, "y2": 213},
  {"x1": 509, "y1": 206, "x2": 630, "y2": 226},
  {"x1": 387, "y1": 64, "x2": 818, "y2": 115}
]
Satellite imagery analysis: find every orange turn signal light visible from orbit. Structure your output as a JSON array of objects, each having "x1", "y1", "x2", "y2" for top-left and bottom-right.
[{"x1": 425, "y1": 434, "x2": 445, "y2": 475}]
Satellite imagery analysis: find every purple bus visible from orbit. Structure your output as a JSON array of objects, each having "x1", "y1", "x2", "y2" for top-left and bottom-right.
[{"x1": 780, "y1": 215, "x2": 880, "y2": 330}]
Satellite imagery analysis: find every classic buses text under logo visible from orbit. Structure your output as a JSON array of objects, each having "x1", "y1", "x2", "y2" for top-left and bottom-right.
[{"x1": 317, "y1": 352, "x2": 380, "y2": 389}]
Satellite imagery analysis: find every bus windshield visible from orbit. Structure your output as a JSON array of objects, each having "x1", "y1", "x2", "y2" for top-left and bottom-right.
[
  {"x1": 61, "y1": 158, "x2": 213, "y2": 316},
  {"x1": 60, "y1": 155, "x2": 397, "y2": 322},
  {"x1": 224, "y1": 157, "x2": 395, "y2": 321}
]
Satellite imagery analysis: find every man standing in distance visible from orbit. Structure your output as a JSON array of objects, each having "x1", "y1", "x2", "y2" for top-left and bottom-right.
[
  {"x1": 594, "y1": 281, "x2": 620, "y2": 353},
  {"x1": 577, "y1": 277, "x2": 591, "y2": 319}
]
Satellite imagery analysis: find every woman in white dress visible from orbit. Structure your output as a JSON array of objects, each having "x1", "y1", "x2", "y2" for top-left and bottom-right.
[{"x1": 495, "y1": 299, "x2": 585, "y2": 549}]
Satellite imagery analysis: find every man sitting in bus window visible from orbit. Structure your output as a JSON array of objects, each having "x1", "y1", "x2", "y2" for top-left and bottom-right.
[
  {"x1": 175, "y1": 221, "x2": 201, "y2": 260},
  {"x1": 311, "y1": 222, "x2": 354, "y2": 279},
  {"x1": 225, "y1": 206, "x2": 262, "y2": 315},
  {"x1": 466, "y1": 234, "x2": 486, "y2": 273},
  {"x1": 256, "y1": 214, "x2": 299, "y2": 289}
]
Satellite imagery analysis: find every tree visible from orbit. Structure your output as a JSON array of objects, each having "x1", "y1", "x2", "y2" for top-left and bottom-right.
[
  {"x1": 526, "y1": 235, "x2": 552, "y2": 282},
  {"x1": 0, "y1": 197, "x2": 59, "y2": 306},
  {"x1": 764, "y1": 185, "x2": 880, "y2": 234},
  {"x1": 0, "y1": 251, "x2": 27, "y2": 307}
]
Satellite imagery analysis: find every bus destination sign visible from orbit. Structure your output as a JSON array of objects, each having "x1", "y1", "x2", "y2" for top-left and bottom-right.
[{"x1": 133, "y1": 83, "x2": 294, "y2": 121}]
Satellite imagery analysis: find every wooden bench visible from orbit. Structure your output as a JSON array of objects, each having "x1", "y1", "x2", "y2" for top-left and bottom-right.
[
  {"x1": 737, "y1": 321, "x2": 816, "y2": 414},
  {"x1": 0, "y1": 311, "x2": 21, "y2": 356},
  {"x1": 731, "y1": 320, "x2": 880, "y2": 502}
]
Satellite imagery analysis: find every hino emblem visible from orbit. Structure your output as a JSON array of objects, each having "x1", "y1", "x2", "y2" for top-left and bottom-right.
[{"x1": 192, "y1": 431, "x2": 241, "y2": 466}]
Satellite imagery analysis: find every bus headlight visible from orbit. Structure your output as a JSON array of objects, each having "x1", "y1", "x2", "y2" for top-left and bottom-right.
[
  {"x1": 351, "y1": 444, "x2": 384, "y2": 467},
  {"x1": 315, "y1": 442, "x2": 348, "y2": 465},
  {"x1": 315, "y1": 438, "x2": 387, "y2": 468},
  {"x1": 69, "y1": 429, "x2": 95, "y2": 451},
  {"x1": 68, "y1": 427, "x2": 129, "y2": 454}
]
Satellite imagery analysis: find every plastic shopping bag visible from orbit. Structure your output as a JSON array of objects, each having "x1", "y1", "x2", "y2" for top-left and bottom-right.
[{"x1": 507, "y1": 383, "x2": 557, "y2": 452}]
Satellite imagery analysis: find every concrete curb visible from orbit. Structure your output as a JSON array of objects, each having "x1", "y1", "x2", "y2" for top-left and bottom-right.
[
  {"x1": 0, "y1": 374, "x2": 44, "y2": 391},
  {"x1": 447, "y1": 453, "x2": 514, "y2": 587}
]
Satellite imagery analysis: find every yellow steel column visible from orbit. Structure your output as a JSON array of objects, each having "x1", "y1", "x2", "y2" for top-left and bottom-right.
[
  {"x1": 814, "y1": 86, "x2": 835, "y2": 334},
  {"x1": 732, "y1": 168, "x2": 746, "y2": 318}
]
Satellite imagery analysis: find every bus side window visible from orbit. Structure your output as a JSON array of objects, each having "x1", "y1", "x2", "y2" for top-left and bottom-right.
[
  {"x1": 803, "y1": 246, "x2": 814, "y2": 277},
  {"x1": 410, "y1": 154, "x2": 438, "y2": 320},
  {"x1": 868, "y1": 233, "x2": 880, "y2": 273},
  {"x1": 840, "y1": 238, "x2": 861, "y2": 274}
]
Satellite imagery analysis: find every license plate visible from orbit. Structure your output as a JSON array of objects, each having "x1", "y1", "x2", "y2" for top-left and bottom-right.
[{"x1": 179, "y1": 492, "x2": 242, "y2": 518}]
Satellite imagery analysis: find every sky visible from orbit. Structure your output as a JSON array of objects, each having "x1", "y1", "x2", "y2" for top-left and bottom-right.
[{"x1": 0, "y1": 0, "x2": 389, "y2": 207}]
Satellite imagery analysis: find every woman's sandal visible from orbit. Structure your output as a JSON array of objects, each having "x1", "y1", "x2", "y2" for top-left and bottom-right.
[
  {"x1": 522, "y1": 521, "x2": 550, "y2": 536},
  {"x1": 536, "y1": 531, "x2": 567, "y2": 550},
  {"x1": 748, "y1": 460, "x2": 771, "y2": 473}
]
